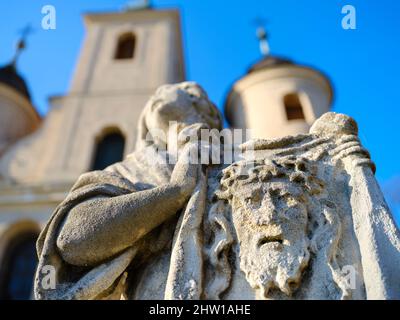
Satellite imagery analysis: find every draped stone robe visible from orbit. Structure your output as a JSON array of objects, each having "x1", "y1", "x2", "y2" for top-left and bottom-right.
[{"x1": 34, "y1": 146, "x2": 207, "y2": 300}]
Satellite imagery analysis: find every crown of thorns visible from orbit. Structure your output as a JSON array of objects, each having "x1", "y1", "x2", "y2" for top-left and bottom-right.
[{"x1": 216, "y1": 156, "x2": 324, "y2": 200}]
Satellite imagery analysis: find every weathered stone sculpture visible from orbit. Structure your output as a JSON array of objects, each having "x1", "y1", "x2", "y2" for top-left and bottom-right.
[
  {"x1": 205, "y1": 117, "x2": 400, "y2": 300},
  {"x1": 34, "y1": 82, "x2": 222, "y2": 300},
  {"x1": 34, "y1": 82, "x2": 400, "y2": 300}
]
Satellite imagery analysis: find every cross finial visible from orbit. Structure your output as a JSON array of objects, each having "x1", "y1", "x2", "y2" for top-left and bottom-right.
[
  {"x1": 253, "y1": 18, "x2": 270, "y2": 57},
  {"x1": 11, "y1": 24, "x2": 34, "y2": 67}
]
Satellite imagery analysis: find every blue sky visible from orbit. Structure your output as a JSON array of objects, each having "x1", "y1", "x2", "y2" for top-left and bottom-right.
[{"x1": 0, "y1": 0, "x2": 399, "y2": 221}]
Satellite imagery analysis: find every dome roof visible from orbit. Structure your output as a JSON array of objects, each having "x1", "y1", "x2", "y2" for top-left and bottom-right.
[
  {"x1": 0, "y1": 63, "x2": 31, "y2": 101},
  {"x1": 247, "y1": 55, "x2": 293, "y2": 74}
]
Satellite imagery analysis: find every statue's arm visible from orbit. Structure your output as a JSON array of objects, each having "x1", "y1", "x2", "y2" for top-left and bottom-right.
[
  {"x1": 57, "y1": 184, "x2": 189, "y2": 267},
  {"x1": 57, "y1": 143, "x2": 199, "y2": 267}
]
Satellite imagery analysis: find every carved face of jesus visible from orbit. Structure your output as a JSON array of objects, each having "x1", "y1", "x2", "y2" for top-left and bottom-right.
[{"x1": 231, "y1": 180, "x2": 310, "y2": 298}]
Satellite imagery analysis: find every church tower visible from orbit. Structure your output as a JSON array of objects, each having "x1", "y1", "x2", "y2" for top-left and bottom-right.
[
  {"x1": 51, "y1": 6, "x2": 186, "y2": 180},
  {"x1": 0, "y1": 5, "x2": 185, "y2": 184},
  {"x1": 224, "y1": 27, "x2": 333, "y2": 139},
  {"x1": 70, "y1": 6, "x2": 185, "y2": 95}
]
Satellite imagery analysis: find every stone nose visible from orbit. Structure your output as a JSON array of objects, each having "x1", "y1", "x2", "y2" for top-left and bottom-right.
[{"x1": 257, "y1": 199, "x2": 281, "y2": 226}]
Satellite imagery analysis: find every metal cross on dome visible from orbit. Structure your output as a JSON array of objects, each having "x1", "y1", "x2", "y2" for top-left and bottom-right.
[
  {"x1": 11, "y1": 24, "x2": 34, "y2": 67},
  {"x1": 253, "y1": 18, "x2": 270, "y2": 57}
]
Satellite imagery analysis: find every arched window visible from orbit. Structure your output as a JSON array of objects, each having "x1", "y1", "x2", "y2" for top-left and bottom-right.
[
  {"x1": 283, "y1": 93, "x2": 305, "y2": 120},
  {"x1": 114, "y1": 32, "x2": 136, "y2": 60},
  {"x1": 91, "y1": 129, "x2": 125, "y2": 171},
  {"x1": 0, "y1": 231, "x2": 39, "y2": 300}
]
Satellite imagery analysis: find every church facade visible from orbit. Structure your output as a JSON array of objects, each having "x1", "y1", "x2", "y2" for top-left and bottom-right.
[{"x1": 0, "y1": 6, "x2": 332, "y2": 300}]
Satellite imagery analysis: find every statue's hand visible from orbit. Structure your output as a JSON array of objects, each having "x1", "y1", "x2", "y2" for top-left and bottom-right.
[
  {"x1": 172, "y1": 122, "x2": 220, "y2": 197},
  {"x1": 177, "y1": 123, "x2": 210, "y2": 148},
  {"x1": 171, "y1": 123, "x2": 209, "y2": 197},
  {"x1": 177, "y1": 122, "x2": 220, "y2": 163},
  {"x1": 170, "y1": 142, "x2": 200, "y2": 197}
]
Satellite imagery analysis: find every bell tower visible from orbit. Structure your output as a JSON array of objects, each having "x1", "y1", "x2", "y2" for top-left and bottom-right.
[
  {"x1": 70, "y1": 7, "x2": 185, "y2": 94},
  {"x1": 224, "y1": 26, "x2": 333, "y2": 139},
  {"x1": 0, "y1": 6, "x2": 185, "y2": 184}
]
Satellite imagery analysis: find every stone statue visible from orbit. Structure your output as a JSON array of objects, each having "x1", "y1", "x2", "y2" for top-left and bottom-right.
[
  {"x1": 34, "y1": 82, "x2": 400, "y2": 300},
  {"x1": 34, "y1": 82, "x2": 222, "y2": 300}
]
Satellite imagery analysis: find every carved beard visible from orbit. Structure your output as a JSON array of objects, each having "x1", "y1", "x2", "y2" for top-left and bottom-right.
[{"x1": 239, "y1": 237, "x2": 310, "y2": 298}]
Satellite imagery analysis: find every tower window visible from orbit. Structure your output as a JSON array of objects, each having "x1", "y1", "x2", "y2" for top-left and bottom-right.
[
  {"x1": 92, "y1": 130, "x2": 125, "y2": 171},
  {"x1": 114, "y1": 33, "x2": 136, "y2": 60},
  {"x1": 283, "y1": 93, "x2": 305, "y2": 120}
]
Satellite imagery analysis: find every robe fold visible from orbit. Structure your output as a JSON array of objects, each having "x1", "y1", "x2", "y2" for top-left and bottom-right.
[{"x1": 34, "y1": 148, "x2": 207, "y2": 300}]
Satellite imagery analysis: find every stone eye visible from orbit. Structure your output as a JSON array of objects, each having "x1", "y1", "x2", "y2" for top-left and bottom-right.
[{"x1": 244, "y1": 191, "x2": 262, "y2": 208}]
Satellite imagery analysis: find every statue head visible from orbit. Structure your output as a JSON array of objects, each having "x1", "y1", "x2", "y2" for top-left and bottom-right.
[
  {"x1": 207, "y1": 156, "x2": 340, "y2": 299},
  {"x1": 137, "y1": 82, "x2": 222, "y2": 148}
]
